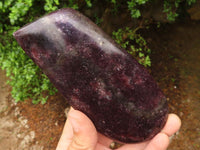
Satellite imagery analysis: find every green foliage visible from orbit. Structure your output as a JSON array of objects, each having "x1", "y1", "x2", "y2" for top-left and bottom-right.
[
  {"x1": 187, "y1": 0, "x2": 196, "y2": 5},
  {"x1": 94, "y1": 13, "x2": 103, "y2": 26},
  {"x1": 163, "y1": 0, "x2": 196, "y2": 21},
  {"x1": 0, "y1": 27, "x2": 57, "y2": 104},
  {"x1": 112, "y1": 27, "x2": 151, "y2": 67},
  {"x1": 163, "y1": 0, "x2": 181, "y2": 21},
  {"x1": 108, "y1": 0, "x2": 197, "y2": 21},
  {"x1": 44, "y1": 0, "x2": 60, "y2": 12},
  {"x1": 61, "y1": 0, "x2": 92, "y2": 9},
  {"x1": 66, "y1": 0, "x2": 79, "y2": 10},
  {"x1": 127, "y1": 0, "x2": 149, "y2": 18},
  {"x1": 0, "y1": 0, "x2": 59, "y2": 104},
  {"x1": 85, "y1": 0, "x2": 92, "y2": 7},
  {"x1": 9, "y1": 0, "x2": 33, "y2": 25}
]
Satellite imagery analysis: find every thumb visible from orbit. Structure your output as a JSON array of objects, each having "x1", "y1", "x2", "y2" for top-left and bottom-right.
[{"x1": 68, "y1": 109, "x2": 98, "y2": 150}]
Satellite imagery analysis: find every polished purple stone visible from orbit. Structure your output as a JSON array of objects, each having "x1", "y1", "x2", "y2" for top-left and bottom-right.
[{"x1": 13, "y1": 8, "x2": 168, "y2": 143}]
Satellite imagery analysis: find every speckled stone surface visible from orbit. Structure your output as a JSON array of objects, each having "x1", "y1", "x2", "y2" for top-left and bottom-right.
[{"x1": 14, "y1": 8, "x2": 168, "y2": 143}]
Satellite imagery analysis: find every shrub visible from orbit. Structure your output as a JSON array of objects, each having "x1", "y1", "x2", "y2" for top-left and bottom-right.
[
  {"x1": 0, "y1": 0, "x2": 59, "y2": 104},
  {"x1": 112, "y1": 27, "x2": 151, "y2": 67}
]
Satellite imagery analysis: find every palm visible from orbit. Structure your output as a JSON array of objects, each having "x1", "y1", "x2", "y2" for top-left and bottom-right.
[
  {"x1": 97, "y1": 133, "x2": 166, "y2": 150},
  {"x1": 56, "y1": 108, "x2": 181, "y2": 150},
  {"x1": 97, "y1": 114, "x2": 180, "y2": 150}
]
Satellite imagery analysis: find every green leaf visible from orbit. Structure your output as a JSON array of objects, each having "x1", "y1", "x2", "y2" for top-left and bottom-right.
[
  {"x1": 139, "y1": 52, "x2": 144, "y2": 57},
  {"x1": 85, "y1": 0, "x2": 92, "y2": 7},
  {"x1": 54, "y1": 0, "x2": 60, "y2": 5},
  {"x1": 131, "y1": 9, "x2": 141, "y2": 18},
  {"x1": 0, "y1": 2, "x2": 3, "y2": 9},
  {"x1": 144, "y1": 55, "x2": 151, "y2": 67}
]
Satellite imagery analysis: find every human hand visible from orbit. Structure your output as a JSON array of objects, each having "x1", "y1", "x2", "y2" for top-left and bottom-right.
[{"x1": 56, "y1": 107, "x2": 181, "y2": 150}]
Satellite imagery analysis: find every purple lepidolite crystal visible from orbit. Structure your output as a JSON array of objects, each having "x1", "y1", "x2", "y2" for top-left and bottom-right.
[{"x1": 13, "y1": 8, "x2": 168, "y2": 143}]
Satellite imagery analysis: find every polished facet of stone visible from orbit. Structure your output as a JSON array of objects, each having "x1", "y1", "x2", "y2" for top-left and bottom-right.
[{"x1": 13, "y1": 8, "x2": 168, "y2": 143}]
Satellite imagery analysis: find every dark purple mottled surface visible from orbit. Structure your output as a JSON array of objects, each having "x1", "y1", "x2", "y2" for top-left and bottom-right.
[{"x1": 13, "y1": 8, "x2": 168, "y2": 143}]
